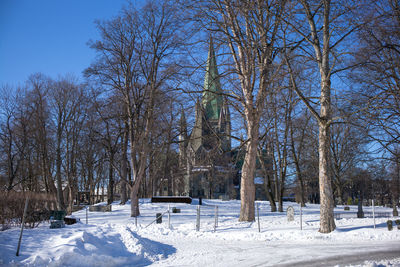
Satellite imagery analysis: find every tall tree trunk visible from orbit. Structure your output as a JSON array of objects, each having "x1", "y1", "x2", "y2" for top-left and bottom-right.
[
  {"x1": 107, "y1": 153, "x2": 114, "y2": 205},
  {"x1": 130, "y1": 182, "x2": 140, "y2": 217},
  {"x1": 239, "y1": 121, "x2": 258, "y2": 222},
  {"x1": 319, "y1": 121, "x2": 336, "y2": 233},
  {"x1": 393, "y1": 157, "x2": 400, "y2": 216},
  {"x1": 41, "y1": 145, "x2": 56, "y2": 194},
  {"x1": 67, "y1": 185, "x2": 74, "y2": 215},
  {"x1": 129, "y1": 114, "x2": 149, "y2": 217},
  {"x1": 56, "y1": 125, "x2": 65, "y2": 211},
  {"x1": 273, "y1": 158, "x2": 279, "y2": 203},
  {"x1": 258, "y1": 148, "x2": 277, "y2": 212},
  {"x1": 298, "y1": 174, "x2": 306, "y2": 207},
  {"x1": 293, "y1": 157, "x2": 306, "y2": 207},
  {"x1": 6, "y1": 119, "x2": 16, "y2": 191},
  {"x1": 130, "y1": 154, "x2": 147, "y2": 217},
  {"x1": 120, "y1": 127, "x2": 128, "y2": 205},
  {"x1": 164, "y1": 146, "x2": 172, "y2": 196},
  {"x1": 88, "y1": 161, "x2": 94, "y2": 205},
  {"x1": 335, "y1": 181, "x2": 344, "y2": 205},
  {"x1": 290, "y1": 125, "x2": 306, "y2": 207},
  {"x1": 279, "y1": 178, "x2": 285, "y2": 212},
  {"x1": 282, "y1": 0, "x2": 337, "y2": 233},
  {"x1": 265, "y1": 175, "x2": 277, "y2": 212}
]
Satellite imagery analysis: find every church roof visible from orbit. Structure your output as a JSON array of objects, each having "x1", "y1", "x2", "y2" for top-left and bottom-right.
[{"x1": 202, "y1": 37, "x2": 223, "y2": 121}]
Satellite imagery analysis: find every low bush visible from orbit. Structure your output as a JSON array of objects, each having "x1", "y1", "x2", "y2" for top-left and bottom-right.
[
  {"x1": 0, "y1": 190, "x2": 57, "y2": 230},
  {"x1": 395, "y1": 219, "x2": 400, "y2": 230}
]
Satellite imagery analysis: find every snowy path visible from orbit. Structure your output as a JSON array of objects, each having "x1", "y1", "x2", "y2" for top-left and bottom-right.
[
  {"x1": 279, "y1": 249, "x2": 400, "y2": 267},
  {"x1": 138, "y1": 226, "x2": 400, "y2": 266},
  {"x1": 133, "y1": 199, "x2": 400, "y2": 266}
]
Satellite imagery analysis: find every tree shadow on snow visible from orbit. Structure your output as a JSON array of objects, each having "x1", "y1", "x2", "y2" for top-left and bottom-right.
[
  {"x1": 125, "y1": 227, "x2": 177, "y2": 266},
  {"x1": 335, "y1": 222, "x2": 388, "y2": 232}
]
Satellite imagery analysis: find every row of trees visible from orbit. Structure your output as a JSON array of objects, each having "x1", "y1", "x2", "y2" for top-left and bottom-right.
[{"x1": 1, "y1": 0, "x2": 399, "y2": 233}]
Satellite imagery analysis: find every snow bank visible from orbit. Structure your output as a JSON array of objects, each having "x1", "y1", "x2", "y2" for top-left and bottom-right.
[{"x1": 0, "y1": 222, "x2": 174, "y2": 267}]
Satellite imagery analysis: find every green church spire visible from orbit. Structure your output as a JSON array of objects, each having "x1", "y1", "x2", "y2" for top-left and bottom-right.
[{"x1": 202, "y1": 37, "x2": 223, "y2": 121}]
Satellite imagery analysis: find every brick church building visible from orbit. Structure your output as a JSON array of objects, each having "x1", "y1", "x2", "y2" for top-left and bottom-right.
[{"x1": 178, "y1": 38, "x2": 238, "y2": 199}]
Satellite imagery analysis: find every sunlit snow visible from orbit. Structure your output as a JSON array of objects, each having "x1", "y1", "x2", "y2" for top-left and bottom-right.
[{"x1": 1, "y1": 199, "x2": 399, "y2": 266}]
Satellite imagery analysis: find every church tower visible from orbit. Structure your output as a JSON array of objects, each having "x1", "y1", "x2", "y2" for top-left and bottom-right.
[
  {"x1": 202, "y1": 37, "x2": 224, "y2": 122},
  {"x1": 180, "y1": 37, "x2": 234, "y2": 199},
  {"x1": 191, "y1": 37, "x2": 231, "y2": 154}
]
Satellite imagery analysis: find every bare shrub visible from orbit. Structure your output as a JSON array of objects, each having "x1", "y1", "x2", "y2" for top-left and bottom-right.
[{"x1": 0, "y1": 191, "x2": 57, "y2": 230}]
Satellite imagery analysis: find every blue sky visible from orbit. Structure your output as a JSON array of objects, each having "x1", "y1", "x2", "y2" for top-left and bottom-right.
[{"x1": 0, "y1": 0, "x2": 137, "y2": 87}]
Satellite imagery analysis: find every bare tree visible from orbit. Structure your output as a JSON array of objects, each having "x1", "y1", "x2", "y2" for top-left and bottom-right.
[
  {"x1": 78, "y1": 100, "x2": 105, "y2": 205},
  {"x1": 92, "y1": 94, "x2": 123, "y2": 205},
  {"x1": 283, "y1": 0, "x2": 361, "y2": 233},
  {"x1": 86, "y1": 0, "x2": 185, "y2": 216},
  {"x1": 329, "y1": 116, "x2": 369, "y2": 205},
  {"x1": 26, "y1": 75, "x2": 57, "y2": 194},
  {"x1": 63, "y1": 84, "x2": 87, "y2": 213},
  {"x1": 1, "y1": 74, "x2": 90, "y2": 212},
  {"x1": 192, "y1": 0, "x2": 287, "y2": 221},
  {"x1": 1, "y1": 81, "x2": 49, "y2": 193},
  {"x1": 264, "y1": 86, "x2": 295, "y2": 212},
  {"x1": 257, "y1": 140, "x2": 277, "y2": 211},
  {"x1": 0, "y1": 85, "x2": 21, "y2": 191},
  {"x1": 49, "y1": 76, "x2": 83, "y2": 210},
  {"x1": 390, "y1": 152, "x2": 400, "y2": 213},
  {"x1": 289, "y1": 109, "x2": 312, "y2": 207},
  {"x1": 353, "y1": 0, "x2": 400, "y2": 213}
]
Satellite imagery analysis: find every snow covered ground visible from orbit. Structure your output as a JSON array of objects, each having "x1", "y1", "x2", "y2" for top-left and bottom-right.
[{"x1": 1, "y1": 199, "x2": 400, "y2": 266}]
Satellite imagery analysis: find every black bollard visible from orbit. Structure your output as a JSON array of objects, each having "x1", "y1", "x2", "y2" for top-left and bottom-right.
[
  {"x1": 357, "y1": 198, "x2": 364, "y2": 218},
  {"x1": 387, "y1": 220, "x2": 393, "y2": 231},
  {"x1": 156, "y1": 213, "x2": 162, "y2": 224}
]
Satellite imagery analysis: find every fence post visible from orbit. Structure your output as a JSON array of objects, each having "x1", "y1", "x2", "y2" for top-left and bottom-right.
[
  {"x1": 86, "y1": 206, "x2": 88, "y2": 224},
  {"x1": 372, "y1": 199, "x2": 376, "y2": 229},
  {"x1": 300, "y1": 204, "x2": 303, "y2": 230},
  {"x1": 214, "y1": 205, "x2": 218, "y2": 232},
  {"x1": 257, "y1": 202, "x2": 260, "y2": 233},
  {"x1": 168, "y1": 204, "x2": 171, "y2": 229},
  {"x1": 196, "y1": 205, "x2": 200, "y2": 231},
  {"x1": 16, "y1": 196, "x2": 29, "y2": 256}
]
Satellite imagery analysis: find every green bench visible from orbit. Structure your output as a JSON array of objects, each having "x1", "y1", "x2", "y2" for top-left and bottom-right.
[{"x1": 50, "y1": 210, "x2": 66, "y2": 229}]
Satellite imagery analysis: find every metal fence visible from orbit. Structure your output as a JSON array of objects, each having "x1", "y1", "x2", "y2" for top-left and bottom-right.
[{"x1": 334, "y1": 212, "x2": 392, "y2": 220}]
